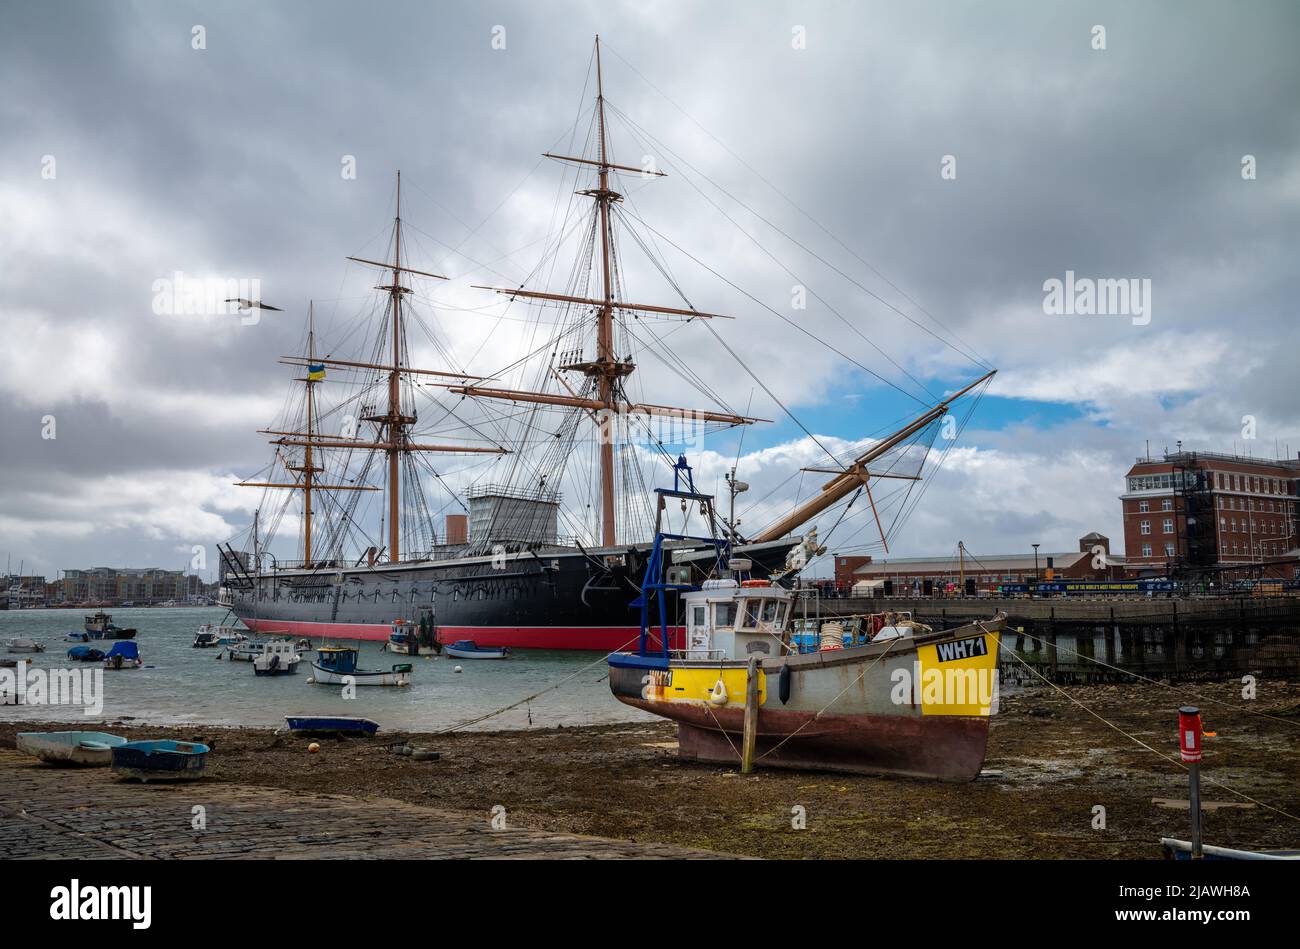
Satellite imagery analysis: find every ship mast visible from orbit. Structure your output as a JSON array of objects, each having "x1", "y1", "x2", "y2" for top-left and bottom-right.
[
  {"x1": 371, "y1": 171, "x2": 412, "y2": 564},
  {"x1": 302, "y1": 307, "x2": 317, "y2": 565},
  {"x1": 238, "y1": 175, "x2": 509, "y2": 565},
  {"x1": 454, "y1": 36, "x2": 766, "y2": 547},
  {"x1": 593, "y1": 39, "x2": 618, "y2": 546}
]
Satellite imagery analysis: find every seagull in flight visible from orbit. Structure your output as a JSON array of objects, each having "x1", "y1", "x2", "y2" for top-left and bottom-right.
[{"x1": 225, "y1": 298, "x2": 283, "y2": 312}]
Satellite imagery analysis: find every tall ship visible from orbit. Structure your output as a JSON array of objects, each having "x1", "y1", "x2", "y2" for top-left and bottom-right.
[{"x1": 219, "y1": 37, "x2": 995, "y2": 650}]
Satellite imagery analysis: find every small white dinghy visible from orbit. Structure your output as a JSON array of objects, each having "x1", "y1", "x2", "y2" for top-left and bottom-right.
[
  {"x1": 16, "y1": 731, "x2": 128, "y2": 766},
  {"x1": 5, "y1": 638, "x2": 45, "y2": 653}
]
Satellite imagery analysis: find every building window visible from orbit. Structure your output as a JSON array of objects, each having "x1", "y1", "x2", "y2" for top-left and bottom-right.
[
  {"x1": 1163, "y1": 518, "x2": 1174, "y2": 533},
  {"x1": 1165, "y1": 543, "x2": 1175, "y2": 557},
  {"x1": 1140, "y1": 520, "x2": 1150, "y2": 535},
  {"x1": 1141, "y1": 544, "x2": 1152, "y2": 558},
  {"x1": 1139, "y1": 500, "x2": 1149, "y2": 513},
  {"x1": 1162, "y1": 498, "x2": 1173, "y2": 511}
]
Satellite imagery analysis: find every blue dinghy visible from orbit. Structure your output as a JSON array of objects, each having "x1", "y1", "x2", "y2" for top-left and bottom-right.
[
  {"x1": 111, "y1": 740, "x2": 209, "y2": 782},
  {"x1": 445, "y1": 639, "x2": 511, "y2": 660},
  {"x1": 67, "y1": 645, "x2": 107, "y2": 662},
  {"x1": 283, "y1": 716, "x2": 381, "y2": 737}
]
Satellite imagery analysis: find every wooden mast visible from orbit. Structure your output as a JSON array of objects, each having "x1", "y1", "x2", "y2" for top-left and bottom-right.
[
  {"x1": 303, "y1": 307, "x2": 316, "y2": 565},
  {"x1": 449, "y1": 35, "x2": 764, "y2": 548},
  {"x1": 751, "y1": 369, "x2": 996, "y2": 543},
  {"x1": 386, "y1": 172, "x2": 405, "y2": 562},
  {"x1": 593, "y1": 37, "x2": 619, "y2": 546},
  {"x1": 238, "y1": 182, "x2": 509, "y2": 564}
]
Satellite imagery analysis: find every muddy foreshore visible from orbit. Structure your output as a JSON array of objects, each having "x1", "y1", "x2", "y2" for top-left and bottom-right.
[{"x1": 4, "y1": 679, "x2": 1298, "y2": 859}]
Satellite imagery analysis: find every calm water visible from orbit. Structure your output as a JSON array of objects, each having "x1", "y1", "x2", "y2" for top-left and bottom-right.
[{"x1": 0, "y1": 607, "x2": 654, "y2": 732}]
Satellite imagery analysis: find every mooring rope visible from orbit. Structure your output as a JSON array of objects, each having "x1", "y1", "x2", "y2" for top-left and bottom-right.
[
  {"x1": 980, "y1": 621, "x2": 1300, "y2": 825},
  {"x1": 997, "y1": 621, "x2": 1300, "y2": 730},
  {"x1": 753, "y1": 636, "x2": 902, "y2": 763},
  {"x1": 427, "y1": 635, "x2": 641, "y2": 736}
]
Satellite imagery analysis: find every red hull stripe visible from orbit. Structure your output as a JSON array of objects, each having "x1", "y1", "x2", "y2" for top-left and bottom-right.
[{"x1": 241, "y1": 618, "x2": 684, "y2": 652}]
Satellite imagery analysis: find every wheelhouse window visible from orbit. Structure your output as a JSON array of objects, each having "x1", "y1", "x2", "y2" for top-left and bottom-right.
[
  {"x1": 715, "y1": 602, "x2": 737, "y2": 627},
  {"x1": 742, "y1": 600, "x2": 761, "y2": 629},
  {"x1": 691, "y1": 605, "x2": 707, "y2": 629}
]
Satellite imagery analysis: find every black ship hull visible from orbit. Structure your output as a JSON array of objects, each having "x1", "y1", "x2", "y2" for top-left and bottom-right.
[{"x1": 226, "y1": 538, "x2": 798, "y2": 651}]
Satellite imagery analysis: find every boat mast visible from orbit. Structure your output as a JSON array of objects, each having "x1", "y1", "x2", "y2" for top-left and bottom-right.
[
  {"x1": 450, "y1": 36, "x2": 765, "y2": 548},
  {"x1": 593, "y1": 37, "x2": 618, "y2": 547},
  {"x1": 238, "y1": 175, "x2": 509, "y2": 567},
  {"x1": 302, "y1": 307, "x2": 317, "y2": 565},
  {"x1": 752, "y1": 369, "x2": 996, "y2": 543},
  {"x1": 385, "y1": 173, "x2": 406, "y2": 562}
]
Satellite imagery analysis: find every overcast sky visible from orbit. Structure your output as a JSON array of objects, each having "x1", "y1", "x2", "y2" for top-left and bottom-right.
[{"x1": 2, "y1": 1, "x2": 1298, "y2": 580}]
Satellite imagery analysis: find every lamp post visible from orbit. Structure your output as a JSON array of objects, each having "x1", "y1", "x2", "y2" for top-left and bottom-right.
[{"x1": 1032, "y1": 543, "x2": 1041, "y2": 584}]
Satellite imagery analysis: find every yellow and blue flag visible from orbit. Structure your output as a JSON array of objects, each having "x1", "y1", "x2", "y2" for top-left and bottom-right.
[{"x1": 307, "y1": 364, "x2": 326, "y2": 381}]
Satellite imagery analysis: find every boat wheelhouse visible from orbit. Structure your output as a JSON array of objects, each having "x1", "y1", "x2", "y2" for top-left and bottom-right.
[{"x1": 252, "y1": 640, "x2": 301, "y2": 676}]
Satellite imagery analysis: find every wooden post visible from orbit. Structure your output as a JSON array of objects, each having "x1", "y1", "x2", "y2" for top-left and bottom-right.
[{"x1": 740, "y1": 655, "x2": 761, "y2": 774}]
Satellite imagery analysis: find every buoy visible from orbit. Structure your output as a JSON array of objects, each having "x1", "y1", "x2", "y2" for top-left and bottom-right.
[
  {"x1": 307, "y1": 742, "x2": 320, "y2": 753},
  {"x1": 454, "y1": 665, "x2": 463, "y2": 673},
  {"x1": 708, "y1": 679, "x2": 728, "y2": 706}
]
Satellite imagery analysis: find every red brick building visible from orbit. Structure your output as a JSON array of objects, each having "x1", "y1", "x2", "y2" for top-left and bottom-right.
[
  {"x1": 833, "y1": 533, "x2": 1123, "y2": 594},
  {"x1": 1121, "y1": 449, "x2": 1300, "y2": 578}
]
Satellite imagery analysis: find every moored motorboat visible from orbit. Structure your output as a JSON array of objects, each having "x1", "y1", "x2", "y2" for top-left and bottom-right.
[
  {"x1": 82, "y1": 612, "x2": 137, "y2": 640},
  {"x1": 16, "y1": 731, "x2": 128, "y2": 767},
  {"x1": 227, "y1": 639, "x2": 272, "y2": 661},
  {"x1": 0, "y1": 657, "x2": 31, "y2": 668},
  {"x1": 67, "y1": 645, "x2": 107, "y2": 662},
  {"x1": 103, "y1": 641, "x2": 143, "y2": 669},
  {"x1": 5, "y1": 638, "x2": 45, "y2": 653},
  {"x1": 283, "y1": 715, "x2": 381, "y2": 737},
  {"x1": 252, "y1": 640, "x2": 301, "y2": 676},
  {"x1": 193, "y1": 629, "x2": 221, "y2": 648},
  {"x1": 310, "y1": 647, "x2": 411, "y2": 686},
  {"x1": 110, "y1": 740, "x2": 209, "y2": 782},
  {"x1": 445, "y1": 640, "x2": 510, "y2": 660}
]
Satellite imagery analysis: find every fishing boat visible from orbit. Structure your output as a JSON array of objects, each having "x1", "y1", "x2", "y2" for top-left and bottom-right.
[
  {"x1": 383, "y1": 620, "x2": 417, "y2": 655},
  {"x1": 1161, "y1": 837, "x2": 1300, "y2": 861},
  {"x1": 110, "y1": 740, "x2": 209, "y2": 782},
  {"x1": 252, "y1": 640, "x2": 301, "y2": 676},
  {"x1": 445, "y1": 640, "x2": 510, "y2": 660},
  {"x1": 193, "y1": 623, "x2": 247, "y2": 647},
  {"x1": 67, "y1": 645, "x2": 106, "y2": 662},
  {"x1": 5, "y1": 638, "x2": 44, "y2": 653},
  {"x1": 193, "y1": 628, "x2": 221, "y2": 648},
  {"x1": 606, "y1": 463, "x2": 1007, "y2": 781},
  {"x1": 309, "y1": 647, "x2": 411, "y2": 687},
  {"x1": 217, "y1": 36, "x2": 997, "y2": 652},
  {"x1": 283, "y1": 716, "x2": 381, "y2": 737},
  {"x1": 103, "y1": 641, "x2": 143, "y2": 670},
  {"x1": 16, "y1": 731, "x2": 127, "y2": 767},
  {"x1": 81, "y1": 612, "x2": 137, "y2": 640},
  {"x1": 226, "y1": 638, "x2": 279, "y2": 661}
]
